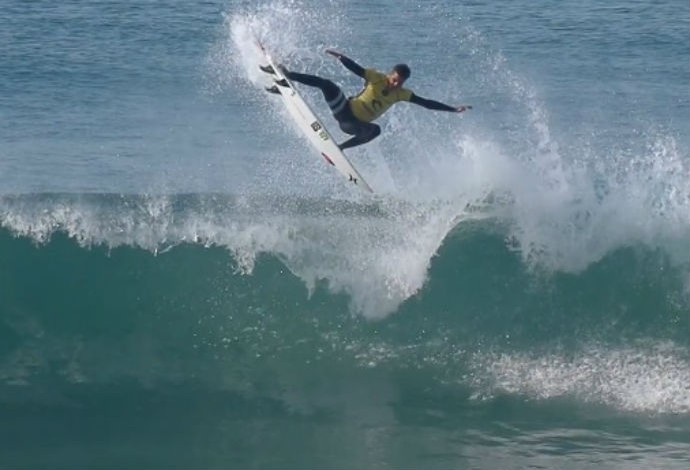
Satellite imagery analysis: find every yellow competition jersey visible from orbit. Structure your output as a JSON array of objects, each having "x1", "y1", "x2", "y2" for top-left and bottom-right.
[{"x1": 348, "y1": 69, "x2": 412, "y2": 122}]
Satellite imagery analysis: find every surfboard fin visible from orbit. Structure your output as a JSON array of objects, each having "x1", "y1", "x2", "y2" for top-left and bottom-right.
[
  {"x1": 273, "y1": 78, "x2": 289, "y2": 87},
  {"x1": 265, "y1": 85, "x2": 281, "y2": 95},
  {"x1": 259, "y1": 64, "x2": 275, "y2": 75}
]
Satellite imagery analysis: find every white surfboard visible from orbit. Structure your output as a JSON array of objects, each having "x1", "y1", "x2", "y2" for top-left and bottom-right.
[{"x1": 257, "y1": 43, "x2": 373, "y2": 193}]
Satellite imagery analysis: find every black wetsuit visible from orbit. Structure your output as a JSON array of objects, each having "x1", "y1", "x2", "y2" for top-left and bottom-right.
[{"x1": 284, "y1": 56, "x2": 457, "y2": 150}]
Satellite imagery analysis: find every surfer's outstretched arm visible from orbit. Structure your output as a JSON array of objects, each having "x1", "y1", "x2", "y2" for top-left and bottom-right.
[
  {"x1": 325, "y1": 49, "x2": 366, "y2": 78},
  {"x1": 409, "y1": 93, "x2": 472, "y2": 113}
]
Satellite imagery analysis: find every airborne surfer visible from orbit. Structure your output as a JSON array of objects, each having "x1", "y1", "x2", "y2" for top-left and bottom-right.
[{"x1": 261, "y1": 49, "x2": 472, "y2": 150}]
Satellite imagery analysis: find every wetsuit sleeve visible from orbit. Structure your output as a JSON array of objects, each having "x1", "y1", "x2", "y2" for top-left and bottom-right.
[
  {"x1": 409, "y1": 93, "x2": 457, "y2": 112},
  {"x1": 339, "y1": 56, "x2": 366, "y2": 78}
]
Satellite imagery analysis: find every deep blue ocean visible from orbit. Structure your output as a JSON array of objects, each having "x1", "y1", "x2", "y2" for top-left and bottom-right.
[{"x1": 1, "y1": 1, "x2": 689, "y2": 468}]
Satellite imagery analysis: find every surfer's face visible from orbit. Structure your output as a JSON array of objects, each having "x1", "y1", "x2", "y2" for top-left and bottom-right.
[{"x1": 387, "y1": 71, "x2": 405, "y2": 89}]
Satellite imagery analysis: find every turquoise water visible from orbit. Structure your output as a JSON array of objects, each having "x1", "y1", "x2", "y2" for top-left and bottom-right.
[{"x1": 2, "y1": 1, "x2": 689, "y2": 468}]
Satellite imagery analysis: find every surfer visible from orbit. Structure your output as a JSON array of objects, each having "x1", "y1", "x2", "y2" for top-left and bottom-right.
[{"x1": 261, "y1": 49, "x2": 471, "y2": 150}]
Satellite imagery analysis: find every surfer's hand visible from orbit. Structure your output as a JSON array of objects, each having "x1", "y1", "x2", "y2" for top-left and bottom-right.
[
  {"x1": 325, "y1": 49, "x2": 343, "y2": 59},
  {"x1": 456, "y1": 105, "x2": 472, "y2": 112}
]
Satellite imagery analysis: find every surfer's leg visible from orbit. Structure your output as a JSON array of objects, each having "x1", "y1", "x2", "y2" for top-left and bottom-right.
[
  {"x1": 283, "y1": 71, "x2": 343, "y2": 104},
  {"x1": 337, "y1": 121, "x2": 381, "y2": 150}
]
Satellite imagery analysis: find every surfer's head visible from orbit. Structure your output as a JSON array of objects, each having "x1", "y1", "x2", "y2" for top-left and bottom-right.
[{"x1": 387, "y1": 64, "x2": 410, "y2": 89}]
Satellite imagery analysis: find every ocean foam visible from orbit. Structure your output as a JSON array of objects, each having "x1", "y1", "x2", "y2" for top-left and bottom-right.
[{"x1": 470, "y1": 342, "x2": 690, "y2": 414}]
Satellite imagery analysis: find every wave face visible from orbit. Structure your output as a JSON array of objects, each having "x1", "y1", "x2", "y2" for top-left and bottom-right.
[
  {"x1": 2, "y1": 192, "x2": 689, "y2": 465},
  {"x1": 1, "y1": 194, "x2": 688, "y2": 418}
]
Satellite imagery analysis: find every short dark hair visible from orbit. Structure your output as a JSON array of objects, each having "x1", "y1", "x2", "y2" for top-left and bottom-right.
[{"x1": 393, "y1": 63, "x2": 411, "y2": 80}]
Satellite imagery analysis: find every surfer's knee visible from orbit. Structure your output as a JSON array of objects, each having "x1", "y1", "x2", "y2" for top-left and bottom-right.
[
  {"x1": 370, "y1": 124, "x2": 381, "y2": 138},
  {"x1": 338, "y1": 120, "x2": 357, "y2": 135}
]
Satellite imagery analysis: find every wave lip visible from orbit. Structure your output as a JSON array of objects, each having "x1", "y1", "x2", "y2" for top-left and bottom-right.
[{"x1": 0, "y1": 192, "x2": 492, "y2": 318}]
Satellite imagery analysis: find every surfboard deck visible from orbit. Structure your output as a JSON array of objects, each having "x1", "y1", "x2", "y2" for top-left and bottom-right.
[{"x1": 256, "y1": 42, "x2": 373, "y2": 193}]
